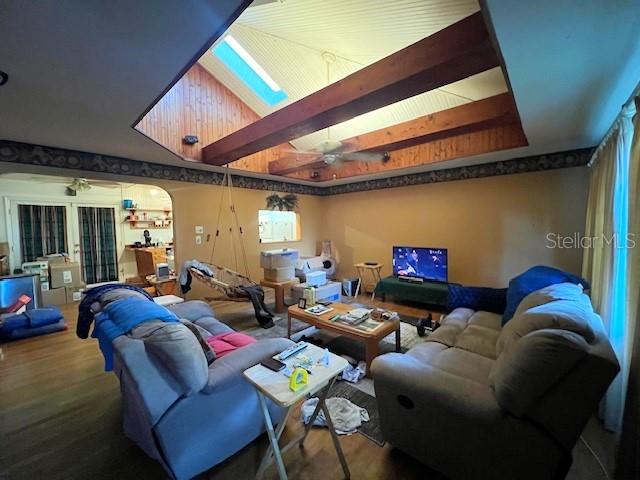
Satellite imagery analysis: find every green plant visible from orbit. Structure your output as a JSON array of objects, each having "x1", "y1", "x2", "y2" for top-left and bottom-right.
[{"x1": 265, "y1": 193, "x2": 299, "y2": 211}]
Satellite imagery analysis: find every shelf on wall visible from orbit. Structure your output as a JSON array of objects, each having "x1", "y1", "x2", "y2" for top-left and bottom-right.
[
  {"x1": 124, "y1": 207, "x2": 172, "y2": 212},
  {"x1": 128, "y1": 225, "x2": 173, "y2": 230},
  {"x1": 124, "y1": 219, "x2": 173, "y2": 223}
]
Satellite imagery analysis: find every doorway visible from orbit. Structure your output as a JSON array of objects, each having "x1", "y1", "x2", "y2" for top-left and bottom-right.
[
  {"x1": 2, "y1": 173, "x2": 174, "y2": 285},
  {"x1": 76, "y1": 206, "x2": 118, "y2": 283}
]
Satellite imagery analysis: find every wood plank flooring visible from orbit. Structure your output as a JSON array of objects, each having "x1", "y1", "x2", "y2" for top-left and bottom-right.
[
  {"x1": 0, "y1": 293, "x2": 612, "y2": 479},
  {"x1": 0, "y1": 295, "x2": 434, "y2": 480}
]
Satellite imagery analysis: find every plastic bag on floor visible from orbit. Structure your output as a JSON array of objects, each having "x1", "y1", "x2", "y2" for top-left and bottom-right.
[
  {"x1": 340, "y1": 361, "x2": 367, "y2": 383},
  {"x1": 300, "y1": 397, "x2": 369, "y2": 435}
]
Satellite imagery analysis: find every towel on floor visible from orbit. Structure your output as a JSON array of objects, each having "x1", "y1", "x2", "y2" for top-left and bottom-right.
[{"x1": 301, "y1": 397, "x2": 369, "y2": 434}]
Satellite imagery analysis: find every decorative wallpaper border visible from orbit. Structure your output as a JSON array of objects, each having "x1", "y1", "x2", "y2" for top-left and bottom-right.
[
  {"x1": 0, "y1": 140, "x2": 324, "y2": 195},
  {"x1": 0, "y1": 140, "x2": 592, "y2": 196},
  {"x1": 324, "y1": 148, "x2": 593, "y2": 195}
]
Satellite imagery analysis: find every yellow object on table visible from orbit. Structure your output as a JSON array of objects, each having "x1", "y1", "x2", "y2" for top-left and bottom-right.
[{"x1": 288, "y1": 367, "x2": 309, "y2": 392}]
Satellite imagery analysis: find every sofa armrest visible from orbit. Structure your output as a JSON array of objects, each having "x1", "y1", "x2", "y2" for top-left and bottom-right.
[
  {"x1": 372, "y1": 353, "x2": 502, "y2": 424},
  {"x1": 113, "y1": 336, "x2": 183, "y2": 426},
  {"x1": 202, "y1": 337, "x2": 295, "y2": 394}
]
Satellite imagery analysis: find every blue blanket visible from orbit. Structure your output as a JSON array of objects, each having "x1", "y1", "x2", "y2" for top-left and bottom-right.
[
  {"x1": 77, "y1": 283, "x2": 153, "y2": 339},
  {"x1": 92, "y1": 297, "x2": 180, "y2": 371}
]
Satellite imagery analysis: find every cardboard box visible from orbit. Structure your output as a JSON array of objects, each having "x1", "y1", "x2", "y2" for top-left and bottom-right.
[
  {"x1": 65, "y1": 282, "x2": 86, "y2": 303},
  {"x1": 37, "y1": 254, "x2": 69, "y2": 265},
  {"x1": 260, "y1": 249, "x2": 299, "y2": 269},
  {"x1": 292, "y1": 281, "x2": 342, "y2": 303},
  {"x1": 42, "y1": 286, "x2": 66, "y2": 306},
  {"x1": 263, "y1": 267, "x2": 295, "y2": 282},
  {"x1": 306, "y1": 270, "x2": 327, "y2": 287},
  {"x1": 0, "y1": 242, "x2": 9, "y2": 276},
  {"x1": 49, "y1": 262, "x2": 83, "y2": 288}
]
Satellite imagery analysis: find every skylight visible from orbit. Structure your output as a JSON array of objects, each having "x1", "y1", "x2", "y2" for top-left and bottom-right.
[{"x1": 213, "y1": 35, "x2": 287, "y2": 106}]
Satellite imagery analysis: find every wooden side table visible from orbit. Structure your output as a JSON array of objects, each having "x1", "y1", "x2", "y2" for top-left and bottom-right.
[
  {"x1": 260, "y1": 278, "x2": 299, "y2": 313},
  {"x1": 354, "y1": 263, "x2": 383, "y2": 299},
  {"x1": 244, "y1": 344, "x2": 350, "y2": 480},
  {"x1": 146, "y1": 274, "x2": 178, "y2": 296}
]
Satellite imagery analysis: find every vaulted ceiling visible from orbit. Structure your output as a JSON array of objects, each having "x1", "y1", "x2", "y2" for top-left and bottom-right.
[
  {"x1": 198, "y1": 0, "x2": 508, "y2": 152},
  {"x1": 1, "y1": 0, "x2": 639, "y2": 187}
]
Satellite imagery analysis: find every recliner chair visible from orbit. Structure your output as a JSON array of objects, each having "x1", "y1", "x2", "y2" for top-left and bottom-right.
[
  {"x1": 112, "y1": 300, "x2": 294, "y2": 479},
  {"x1": 372, "y1": 283, "x2": 619, "y2": 480}
]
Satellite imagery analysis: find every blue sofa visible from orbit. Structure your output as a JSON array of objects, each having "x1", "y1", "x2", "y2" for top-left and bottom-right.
[{"x1": 112, "y1": 300, "x2": 294, "y2": 479}]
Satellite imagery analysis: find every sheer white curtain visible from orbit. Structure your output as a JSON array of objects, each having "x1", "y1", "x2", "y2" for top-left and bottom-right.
[
  {"x1": 583, "y1": 100, "x2": 636, "y2": 432},
  {"x1": 615, "y1": 97, "x2": 640, "y2": 479}
]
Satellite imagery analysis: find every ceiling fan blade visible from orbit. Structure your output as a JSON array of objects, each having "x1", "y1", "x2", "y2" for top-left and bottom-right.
[{"x1": 339, "y1": 151, "x2": 390, "y2": 163}]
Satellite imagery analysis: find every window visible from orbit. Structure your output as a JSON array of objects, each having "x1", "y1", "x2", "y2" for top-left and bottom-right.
[
  {"x1": 213, "y1": 35, "x2": 287, "y2": 106},
  {"x1": 18, "y1": 204, "x2": 68, "y2": 262},
  {"x1": 258, "y1": 210, "x2": 300, "y2": 243}
]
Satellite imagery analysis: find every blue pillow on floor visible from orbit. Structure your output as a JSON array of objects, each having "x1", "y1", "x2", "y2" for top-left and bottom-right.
[
  {"x1": 447, "y1": 284, "x2": 507, "y2": 315},
  {"x1": 502, "y1": 265, "x2": 590, "y2": 325}
]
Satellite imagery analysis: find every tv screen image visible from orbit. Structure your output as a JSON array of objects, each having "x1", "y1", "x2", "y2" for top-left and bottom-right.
[{"x1": 392, "y1": 246, "x2": 448, "y2": 282}]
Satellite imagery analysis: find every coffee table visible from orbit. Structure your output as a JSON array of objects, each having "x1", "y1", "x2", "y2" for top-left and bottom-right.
[
  {"x1": 287, "y1": 302, "x2": 401, "y2": 375},
  {"x1": 244, "y1": 343, "x2": 350, "y2": 480}
]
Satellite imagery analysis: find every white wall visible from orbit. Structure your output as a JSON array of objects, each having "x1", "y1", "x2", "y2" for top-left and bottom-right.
[{"x1": 0, "y1": 174, "x2": 173, "y2": 280}]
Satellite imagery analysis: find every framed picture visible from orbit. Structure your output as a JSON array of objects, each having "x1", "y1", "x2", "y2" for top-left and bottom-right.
[{"x1": 297, "y1": 298, "x2": 307, "y2": 309}]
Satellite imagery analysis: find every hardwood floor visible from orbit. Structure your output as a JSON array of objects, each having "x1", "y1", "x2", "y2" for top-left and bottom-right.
[
  {"x1": 0, "y1": 295, "x2": 434, "y2": 480},
  {"x1": 0, "y1": 294, "x2": 612, "y2": 479}
]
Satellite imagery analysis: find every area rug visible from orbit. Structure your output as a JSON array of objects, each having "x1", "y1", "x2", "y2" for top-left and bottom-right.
[
  {"x1": 218, "y1": 303, "x2": 432, "y2": 361},
  {"x1": 327, "y1": 380, "x2": 385, "y2": 446}
]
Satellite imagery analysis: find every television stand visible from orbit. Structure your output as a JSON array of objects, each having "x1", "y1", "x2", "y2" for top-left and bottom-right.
[
  {"x1": 374, "y1": 276, "x2": 452, "y2": 310},
  {"x1": 398, "y1": 276, "x2": 423, "y2": 284}
]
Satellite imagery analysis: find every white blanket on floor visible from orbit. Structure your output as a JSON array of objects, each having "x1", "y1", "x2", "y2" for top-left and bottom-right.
[{"x1": 300, "y1": 396, "x2": 369, "y2": 434}]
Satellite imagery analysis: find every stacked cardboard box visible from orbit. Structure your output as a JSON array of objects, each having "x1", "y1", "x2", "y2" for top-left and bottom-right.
[
  {"x1": 49, "y1": 261, "x2": 85, "y2": 305},
  {"x1": 260, "y1": 249, "x2": 298, "y2": 282}
]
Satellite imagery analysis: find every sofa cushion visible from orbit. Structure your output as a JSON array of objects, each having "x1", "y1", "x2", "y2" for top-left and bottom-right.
[
  {"x1": 428, "y1": 309, "x2": 501, "y2": 360},
  {"x1": 129, "y1": 321, "x2": 208, "y2": 396},
  {"x1": 454, "y1": 324, "x2": 500, "y2": 360},
  {"x1": 502, "y1": 266, "x2": 590, "y2": 325},
  {"x1": 447, "y1": 284, "x2": 507, "y2": 315},
  {"x1": 497, "y1": 294, "x2": 602, "y2": 357},
  {"x1": 513, "y1": 282, "x2": 586, "y2": 318},
  {"x1": 490, "y1": 329, "x2": 588, "y2": 416}
]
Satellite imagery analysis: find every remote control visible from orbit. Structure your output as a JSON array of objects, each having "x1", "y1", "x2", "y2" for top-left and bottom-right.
[{"x1": 276, "y1": 342, "x2": 308, "y2": 361}]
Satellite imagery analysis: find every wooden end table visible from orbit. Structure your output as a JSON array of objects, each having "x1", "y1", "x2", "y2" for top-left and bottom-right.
[
  {"x1": 146, "y1": 274, "x2": 178, "y2": 296},
  {"x1": 287, "y1": 302, "x2": 400, "y2": 375},
  {"x1": 260, "y1": 278, "x2": 299, "y2": 313},
  {"x1": 354, "y1": 263, "x2": 383, "y2": 300},
  {"x1": 243, "y1": 343, "x2": 350, "y2": 480}
]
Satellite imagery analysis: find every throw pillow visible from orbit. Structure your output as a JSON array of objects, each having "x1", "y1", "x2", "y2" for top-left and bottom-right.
[
  {"x1": 502, "y1": 266, "x2": 590, "y2": 325},
  {"x1": 447, "y1": 284, "x2": 507, "y2": 314}
]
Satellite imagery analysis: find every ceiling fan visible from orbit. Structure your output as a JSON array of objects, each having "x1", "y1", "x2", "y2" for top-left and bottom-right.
[{"x1": 281, "y1": 52, "x2": 390, "y2": 168}]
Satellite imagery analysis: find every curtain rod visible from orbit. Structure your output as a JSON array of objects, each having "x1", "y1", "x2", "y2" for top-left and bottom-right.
[{"x1": 588, "y1": 82, "x2": 640, "y2": 167}]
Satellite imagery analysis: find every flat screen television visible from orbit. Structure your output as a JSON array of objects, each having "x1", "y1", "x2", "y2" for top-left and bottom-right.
[{"x1": 392, "y1": 246, "x2": 448, "y2": 282}]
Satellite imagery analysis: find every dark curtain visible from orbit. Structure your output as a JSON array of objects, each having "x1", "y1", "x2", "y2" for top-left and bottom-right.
[
  {"x1": 18, "y1": 204, "x2": 68, "y2": 262},
  {"x1": 78, "y1": 207, "x2": 118, "y2": 284}
]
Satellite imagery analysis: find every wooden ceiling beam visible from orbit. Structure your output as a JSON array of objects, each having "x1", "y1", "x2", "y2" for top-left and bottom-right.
[
  {"x1": 202, "y1": 11, "x2": 500, "y2": 166},
  {"x1": 287, "y1": 121, "x2": 528, "y2": 182},
  {"x1": 267, "y1": 93, "x2": 517, "y2": 175}
]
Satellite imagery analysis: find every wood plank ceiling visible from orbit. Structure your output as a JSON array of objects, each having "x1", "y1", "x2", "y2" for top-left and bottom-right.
[{"x1": 136, "y1": 1, "x2": 528, "y2": 182}]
